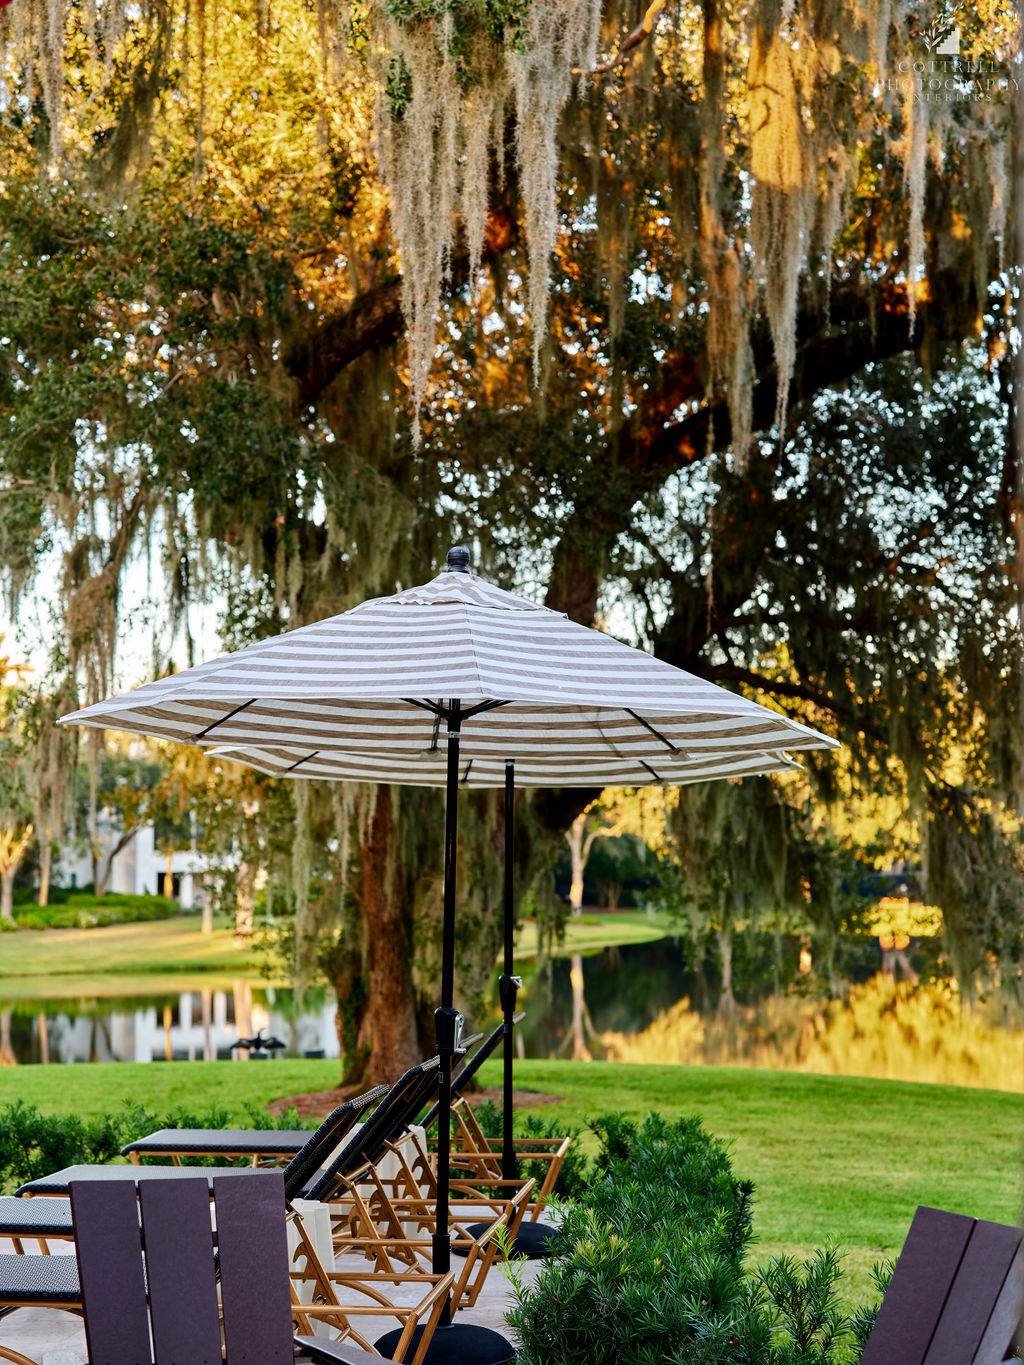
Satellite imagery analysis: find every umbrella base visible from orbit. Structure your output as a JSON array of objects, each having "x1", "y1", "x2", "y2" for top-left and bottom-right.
[
  {"x1": 454, "y1": 1218, "x2": 558, "y2": 1260},
  {"x1": 375, "y1": 1322, "x2": 514, "y2": 1364}
]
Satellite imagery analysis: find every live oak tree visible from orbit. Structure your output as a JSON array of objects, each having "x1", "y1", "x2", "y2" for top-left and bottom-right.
[{"x1": 0, "y1": 0, "x2": 1020, "y2": 1075}]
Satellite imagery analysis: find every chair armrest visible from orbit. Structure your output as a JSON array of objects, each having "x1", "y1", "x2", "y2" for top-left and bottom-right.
[{"x1": 295, "y1": 1335, "x2": 398, "y2": 1364}]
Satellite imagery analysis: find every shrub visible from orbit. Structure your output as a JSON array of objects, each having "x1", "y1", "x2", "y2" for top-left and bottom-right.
[
  {"x1": 5, "y1": 892, "x2": 184, "y2": 931},
  {"x1": 506, "y1": 1112, "x2": 884, "y2": 1365},
  {"x1": 0, "y1": 1100, "x2": 314, "y2": 1192}
]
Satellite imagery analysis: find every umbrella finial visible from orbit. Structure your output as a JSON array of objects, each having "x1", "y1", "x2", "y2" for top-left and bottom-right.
[{"x1": 446, "y1": 545, "x2": 471, "y2": 573}]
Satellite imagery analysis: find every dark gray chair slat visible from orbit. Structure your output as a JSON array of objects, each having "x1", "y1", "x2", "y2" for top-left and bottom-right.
[
  {"x1": 140, "y1": 1177, "x2": 223, "y2": 1365},
  {"x1": 925, "y1": 1218, "x2": 1022, "y2": 1365},
  {"x1": 70, "y1": 1179, "x2": 152, "y2": 1365},
  {"x1": 974, "y1": 1242, "x2": 1024, "y2": 1365},
  {"x1": 214, "y1": 1173, "x2": 294, "y2": 1364},
  {"x1": 861, "y1": 1206, "x2": 975, "y2": 1365},
  {"x1": 18, "y1": 1163, "x2": 266, "y2": 1195},
  {"x1": 123, "y1": 1128, "x2": 310, "y2": 1156}
]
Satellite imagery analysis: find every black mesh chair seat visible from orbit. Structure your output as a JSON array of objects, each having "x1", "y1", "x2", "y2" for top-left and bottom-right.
[
  {"x1": 16, "y1": 1163, "x2": 271, "y2": 1196},
  {"x1": 122, "y1": 1128, "x2": 310, "y2": 1157},
  {"x1": 0, "y1": 1252, "x2": 80, "y2": 1303},
  {"x1": 0, "y1": 1196, "x2": 72, "y2": 1237}
]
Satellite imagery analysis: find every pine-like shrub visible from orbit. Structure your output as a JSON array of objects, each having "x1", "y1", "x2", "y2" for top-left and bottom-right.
[{"x1": 507, "y1": 1112, "x2": 884, "y2": 1365}]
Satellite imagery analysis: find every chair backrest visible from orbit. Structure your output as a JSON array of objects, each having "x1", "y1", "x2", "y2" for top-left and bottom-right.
[
  {"x1": 281, "y1": 1084, "x2": 387, "y2": 1200},
  {"x1": 419, "y1": 1014, "x2": 524, "y2": 1128},
  {"x1": 70, "y1": 1170, "x2": 295, "y2": 1365},
  {"x1": 303, "y1": 1057, "x2": 439, "y2": 1201},
  {"x1": 861, "y1": 1205, "x2": 1023, "y2": 1365}
]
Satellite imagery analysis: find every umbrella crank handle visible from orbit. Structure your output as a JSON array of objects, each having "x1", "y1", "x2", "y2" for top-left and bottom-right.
[
  {"x1": 435, "y1": 1006, "x2": 465, "y2": 1060},
  {"x1": 498, "y1": 975, "x2": 522, "y2": 1015}
]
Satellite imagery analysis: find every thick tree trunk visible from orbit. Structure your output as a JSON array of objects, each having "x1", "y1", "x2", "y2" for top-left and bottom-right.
[
  {"x1": 0, "y1": 874, "x2": 12, "y2": 921},
  {"x1": 360, "y1": 787, "x2": 419, "y2": 1085}
]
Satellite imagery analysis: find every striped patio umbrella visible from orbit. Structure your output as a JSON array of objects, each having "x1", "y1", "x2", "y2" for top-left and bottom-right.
[{"x1": 61, "y1": 545, "x2": 837, "y2": 1364}]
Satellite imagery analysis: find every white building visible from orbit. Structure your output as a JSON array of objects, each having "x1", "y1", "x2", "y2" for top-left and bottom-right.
[{"x1": 56, "y1": 819, "x2": 207, "y2": 908}]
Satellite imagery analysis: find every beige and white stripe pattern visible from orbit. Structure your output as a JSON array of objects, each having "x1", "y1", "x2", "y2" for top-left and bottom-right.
[{"x1": 61, "y1": 567, "x2": 838, "y2": 781}]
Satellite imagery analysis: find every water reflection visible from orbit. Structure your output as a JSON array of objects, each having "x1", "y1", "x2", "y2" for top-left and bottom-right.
[
  {"x1": 1, "y1": 938, "x2": 1021, "y2": 1091},
  {"x1": 0, "y1": 984, "x2": 340, "y2": 1065}
]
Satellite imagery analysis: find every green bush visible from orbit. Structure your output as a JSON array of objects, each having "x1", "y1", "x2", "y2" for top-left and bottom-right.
[
  {"x1": 506, "y1": 1112, "x2": 886, "y2": 1365},
  {"x1": 0, "y1": 1100, "x2": 315, "y2": 1191},
  {"x1": 4, "y1": 892, "x2": 184, "y2": 930}
]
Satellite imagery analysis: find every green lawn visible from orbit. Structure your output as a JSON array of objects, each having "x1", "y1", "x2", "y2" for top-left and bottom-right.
[
  {"x1": 0, "y1": 1056, "x2": 1017, "y2": 1298},
  {"x1": 516, "y1": 909, "x2": 673, "y2": 957},
  {"x1": 0, "y1": 917, "x2": 265, "y2": 986},
  {"x1": 0, "y1": 910, "x2": 672, "y2": 997}
]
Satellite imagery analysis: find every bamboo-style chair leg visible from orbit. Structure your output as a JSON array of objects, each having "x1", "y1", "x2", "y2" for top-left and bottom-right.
[{"x1": 0, "y1": 1346, "x2": 38, "y2": 1364}]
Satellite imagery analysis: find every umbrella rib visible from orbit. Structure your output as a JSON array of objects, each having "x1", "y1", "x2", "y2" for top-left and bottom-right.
[
  {"x1": 402, "y1": 698, "x2": 447, "y2": 717},
  {"x1": 190, "y1": 698, "x2": 258, "y2": 742},
  {"x1": 626, "y1": 708, "x2": 680, "y2": 753},
  {"x1": 461, "y1": 759, "x2": 474, "y2": 785},
  {"x1": 283, "y1": 750, "x2": 319, "y2": 773},
  {"x1": 639, "y1": 759, "x2": 662, "y2": 782},
  {"x1": 461, "y1": 699, "x2": 509, "y2": 720}
]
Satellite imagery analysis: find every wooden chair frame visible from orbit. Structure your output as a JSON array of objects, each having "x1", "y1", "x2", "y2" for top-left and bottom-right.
[{"x1": 288, "y1": 1210, "x2": 453, "y2": 1365}]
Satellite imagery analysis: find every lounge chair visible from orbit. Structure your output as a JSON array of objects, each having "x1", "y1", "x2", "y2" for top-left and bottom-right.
[
  {"x1": 419, "y1": 1016, "x2": 571, "y2": 1230},
  {"x1": 122, "y1": 1125, "x2": 312, "y2": 1165},
  {"x1": 0, "y1": 1170, "x2": 447, "y2": 1363},
  {"x1": 293, "y1": 1059, "x2": 531, "y2": 1312},
  {"x1": 860, "y1": 1204, "x2": 1023, "y2": 1364},
  {"x1": 117, "y1": 1041, "x2": 474, "y2": 1168},
  {"x1": 0, "y1": 1087, "x2": 387, "y2": 1251}
]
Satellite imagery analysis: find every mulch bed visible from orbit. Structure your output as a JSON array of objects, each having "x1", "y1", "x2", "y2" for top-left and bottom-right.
[{"x1": 269, "y1": 1085, "x2": 560, "y2": 1120}]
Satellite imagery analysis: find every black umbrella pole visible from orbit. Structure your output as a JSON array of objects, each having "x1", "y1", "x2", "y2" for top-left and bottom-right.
[
  {"x1": 500, "y1": 761, "x2": 520, "y2": 1182},
  {"x1": 433, "y1": 701, "x2": 463, "y2": 1310}
]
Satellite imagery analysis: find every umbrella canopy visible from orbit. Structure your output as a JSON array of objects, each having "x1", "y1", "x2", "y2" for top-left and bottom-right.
[
  {"x1": 207, "y1": 745, "x2": 805, "y2": 786},
  {"x1": 63, "y1": 550, "x2": 837, "y2": 768},
  {"x1": 59, "y1": 545, "x2": 837, "y2": 1357}
]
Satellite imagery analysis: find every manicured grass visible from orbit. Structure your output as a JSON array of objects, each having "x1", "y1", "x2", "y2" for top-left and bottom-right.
[
  {"x1": 0, "y1": 910, "x2": 671, "y2": 996},
  {"x1": 0, "y1": 1056, "x2": 1017, "y2": 1298},
  {"x1": 0, "y1": 917, "x2": 265, "y2": 983},
  {"x1": 516, "y1": 908, "x2": 673, "y2": 957}
]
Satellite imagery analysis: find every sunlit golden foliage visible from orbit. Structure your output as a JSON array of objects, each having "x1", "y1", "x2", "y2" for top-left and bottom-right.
[{"x1": 603, "y1": 975, "x2": 1024, "y2": 1092}]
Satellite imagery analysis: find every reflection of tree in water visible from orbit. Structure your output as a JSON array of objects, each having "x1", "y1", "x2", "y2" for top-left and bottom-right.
[
  {"x1": 557, "y1": 955, "x2": 599, "y2": 1061},
  {"x1": 0, "y1": 1008, "x2": 13, "y2": 1065},
  {"x1": 601, "y1": 976, "x2": 1024, "y2": 1091}
]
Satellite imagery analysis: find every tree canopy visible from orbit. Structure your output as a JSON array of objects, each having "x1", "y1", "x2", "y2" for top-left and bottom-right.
[{"x1": 0, "y1": 0, "x2": 1020, "y2": 1077}]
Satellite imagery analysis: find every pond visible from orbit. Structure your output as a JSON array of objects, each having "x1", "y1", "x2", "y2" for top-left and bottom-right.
[
  {"x1": 0, "y1": 937, "x2": 1019, "y2": 1091},
  {"x1": 0, "y1": 939, "x2": 695, "y2": 1066}
]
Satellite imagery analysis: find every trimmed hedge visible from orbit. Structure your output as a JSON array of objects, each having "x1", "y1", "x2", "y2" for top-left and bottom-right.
[
  {"x1": 506, "y1": 1112, "x2": 888, "y2": 1365},
  {"x1": 0, "y1": 1100, "x2": 314, "y2": 1191},
  {"x1": 3, "y1": 892, "x2": 184, "y2": 931}
]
